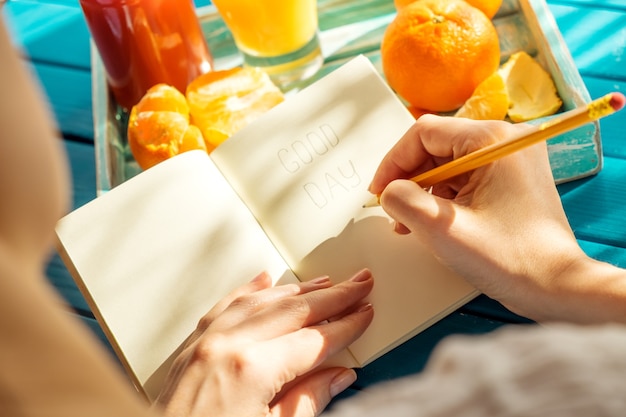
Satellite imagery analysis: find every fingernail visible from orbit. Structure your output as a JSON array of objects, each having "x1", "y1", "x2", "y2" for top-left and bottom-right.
[
  {"x1": 251, "y1": 271, "x2": 269, "y2": 283},
  {"x1": 350, "y1": 269, "x2": 372, "y2": 282},
  {"x1": 356, "y1": 302, "x2": 373, "y2": 313},
  {"x1": 330, "y1": 368, "x2": 357, "y2": 397},
  {"x1": 309, "y1": 276, "x2": 331, "y2": 285},
  {"x1": 393, "y1": 221, "x2": 410, "y2": 235}
]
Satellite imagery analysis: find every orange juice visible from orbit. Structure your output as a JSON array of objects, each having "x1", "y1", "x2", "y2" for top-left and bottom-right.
[
  {"x1": 213, "y1": 0, "x2": 318, "y2": 56},
  {"x1": 212, "y1": 0, "x2": 322, "y2": 87},
  {"x1": 79, "y1": 0, "x2": 213, "y2": 110}
]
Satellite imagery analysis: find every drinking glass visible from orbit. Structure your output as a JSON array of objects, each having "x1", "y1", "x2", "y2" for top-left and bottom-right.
[{"x1": 212, "y1": 0, "x2": 323, "y2": 88}]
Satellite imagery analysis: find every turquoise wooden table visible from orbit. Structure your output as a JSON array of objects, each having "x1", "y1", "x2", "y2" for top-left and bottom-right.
[{"x1": 4, "y1": 0, "x2": 626, "y2": 403}]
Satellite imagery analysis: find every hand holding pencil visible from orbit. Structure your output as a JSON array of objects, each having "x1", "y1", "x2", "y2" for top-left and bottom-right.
[
  {"x1": 365, "y1": 92, "x2": 625, "y2": 208},
  {"x1": 363, "y1": 94, "x2": 626, "y2": 322}
]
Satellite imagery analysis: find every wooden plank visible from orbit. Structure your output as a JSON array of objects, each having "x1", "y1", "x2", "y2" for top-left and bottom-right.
[
  {"x1": 349, "y1": 310, "x2": 521, "y2": 391},
  {"x1": 548, "y1": 4, "x2": 626, "y2": 80},
  {"x1": 549, "y1": 0, "x2": 626, "y2": 11},
  {"x1": 46, "y1": 252, "x2": 91, "y2": 314},
  {"x1": 578, "y1": 240, "x2": 626, "y2": 268},
  {"x1": 4, "y1": 3, "x2": 94, "y2": 138},
  {"x1": 62, "y1": 139, "x2": 98, "y2": 210},
  {"x1": 581, "y1": 76, "x2": 626, "y2": 159},
  {"x1": 558, "y1": 156, "x2": 626, "y2": 248},
  {"x1": 26, "y1": 61, "x2": 94, "y2": 139},
  {"x1": 4, "y1": 1, "x2": 91, "y2": 69},
  {"x1": 45, "y1": 139, "x2": 97, "y2": 313}
]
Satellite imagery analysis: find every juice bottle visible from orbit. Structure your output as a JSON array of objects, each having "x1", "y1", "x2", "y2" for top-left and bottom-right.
[{"x1": 79, "y1": 0, "x2": 213, "y2": 110}]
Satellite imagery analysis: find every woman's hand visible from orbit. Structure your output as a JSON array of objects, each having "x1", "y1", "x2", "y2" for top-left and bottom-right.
[
  {"x1": 155, "y1": 269, "x2": 374, "y2": 417},
  {"x1": 369, "y1": 115, "x2": 600, "y2": 322}
]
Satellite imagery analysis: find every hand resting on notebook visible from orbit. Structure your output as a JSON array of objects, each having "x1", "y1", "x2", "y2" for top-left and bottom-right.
[{"x1": 153, "y1": 269, "x2": 374, "y2": 417}]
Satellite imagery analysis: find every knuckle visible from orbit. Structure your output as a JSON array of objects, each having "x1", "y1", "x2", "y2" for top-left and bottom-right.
[
  {"x1": 190, "y1": 333, "x2": 228, "y2": 364},
  {"x1": 227, "y1": 348, "x2": 256, "y2": 375},
  {"x1": 228, "y1": 292, "x2": 263, "y2": 311},
  {"x1": 195, "y1": 313, "x2": 215, "y2": 332},
  {"x1": 274, "y1": 296, "x2": 311, "y2": 319},
  {"x1": 190, "y1": 334, "x2": 256, "y2": 376}
]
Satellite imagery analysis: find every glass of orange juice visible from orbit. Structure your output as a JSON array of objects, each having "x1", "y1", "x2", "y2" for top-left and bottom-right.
[{"x1": 212, "y1": 0, "x2": 323, "y2": 88}]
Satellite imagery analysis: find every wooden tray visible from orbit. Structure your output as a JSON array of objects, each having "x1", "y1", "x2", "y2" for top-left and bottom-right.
[{"x1": 92, "y1": 0, "x2": 600, "y2": 195}]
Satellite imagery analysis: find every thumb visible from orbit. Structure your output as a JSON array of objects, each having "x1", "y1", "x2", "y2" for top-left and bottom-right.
[
  {"x1": 270, "y1": 368, "x2": 357, "y2": 417},
  {"x1": 380, "y1": 179, "x2": 457, "y2": 240}
]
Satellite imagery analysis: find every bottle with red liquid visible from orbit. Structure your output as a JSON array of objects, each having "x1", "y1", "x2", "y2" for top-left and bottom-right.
[{"x1": 79, "y1": 0, "x2": 213, "y2": 110}]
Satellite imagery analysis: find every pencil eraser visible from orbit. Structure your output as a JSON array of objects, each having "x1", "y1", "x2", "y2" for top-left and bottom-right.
[{"x1": 610, "y1": 92, "x2": 626, "y2": 111}]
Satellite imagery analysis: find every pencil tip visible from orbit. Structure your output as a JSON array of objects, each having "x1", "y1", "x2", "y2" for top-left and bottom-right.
[{"x1": 362, "y1": 195, "x2": 380, "y2": 208}]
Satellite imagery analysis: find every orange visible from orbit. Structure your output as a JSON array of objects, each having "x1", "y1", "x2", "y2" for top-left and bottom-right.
[
  {"x1": 381, "y1": 0, "x2": 501, "y2": 112},
  {"x1": 464, "y1": 0, "x2": 503, "y2": 19},
  {"x1": 186, "y1": 67, "x2": 285, "y2": 148},
  {"x1": 454, "y1": 71, "x2": 509, "y2": 120},
  {"x1": 394, "y1": 0, "x2": 503, "y2": 19},
  {"x1": 127, "y1": 84, "x2": 209, "y2": 170},
  {"x1": 394, "y1": 0, "x2": 416, "y2": 9},
  {"x1": 407, "y1": 105, "x2": 434, "y2": 119}
]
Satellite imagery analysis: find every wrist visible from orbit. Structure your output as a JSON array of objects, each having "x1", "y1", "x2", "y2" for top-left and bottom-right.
[{"x1": 538, "y1": 254, "x2": 626, "y2": 324}]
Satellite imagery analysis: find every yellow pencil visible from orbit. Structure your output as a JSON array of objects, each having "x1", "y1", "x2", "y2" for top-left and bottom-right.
[{"x1": 364, "y1": 92, "x2": 625, "y2": 208}]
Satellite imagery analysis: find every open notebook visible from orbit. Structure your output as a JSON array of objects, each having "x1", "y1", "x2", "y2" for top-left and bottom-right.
[{"x1": 56, "y1": 56, "x2": 478, "y2": 401}]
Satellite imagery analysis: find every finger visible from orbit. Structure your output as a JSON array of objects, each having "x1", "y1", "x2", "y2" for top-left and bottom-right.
[
  {"x1": 194, "y1": 271, "x2": 273, "y2": 333},
  {"x1": 380, "y1": 179, "x2": 460, "y2": 243},
  {"x1": 207, "y1": 277, "x2": 334, "y2": 333},
  {"x1": 418, "y1": 117, "x2": 500, "y2": 159},
  {"x1": 229, "y1": 269, "x2": 374, "y2": 340},
  {"x1": 369, "y1": 115, "x2": 510, "y2": 195},
  {"x1": 186, "y1": 272, "x2": 279, "y2": 347},
  {"x1": 253, "y1": 300, "x2": 373, "y2": 387},
  {"x1": 369, "y1": 119, "x2": 432, "y2": 194},
  {"x1": 270, "y1": 368, "x2": 357, "y2": 417},
  {"x1": 369, "y1": 114, "x2": 475, "y2": 193},
  {"x1": 393, "y1": 220, "x2": 411, "y2": 235}
]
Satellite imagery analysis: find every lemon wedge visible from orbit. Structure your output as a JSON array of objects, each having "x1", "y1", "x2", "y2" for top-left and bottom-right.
[
  {"x1": 454, "y1": 71, "x2": 509, "y2": 120},
  {"x1": 499, "y1": 51, "x2": 562, "y2": 122}
]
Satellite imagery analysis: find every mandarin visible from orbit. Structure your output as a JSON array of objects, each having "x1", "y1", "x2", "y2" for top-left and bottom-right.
[
  {"x1": 381, "y1": 0, "x2": 501, "y2": 112},
  {"x1": 464, "y1": 0, "x2": 503, "y2": 19},
  {"x1": 394, "y1": 0, "x2": 503, "y2": 19},
  {"x1": 407, "y1": 105, "x2": 434, "y2": 119},
  {"x1": 186, "y1": 67, "x2": 284, "y2": 149},
  {"x1": 127, "y1": 84, "x2": 209, "y2": 170},
  {"x1": 454, "y1": 71, "x2": 509, "y2": 120}
]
